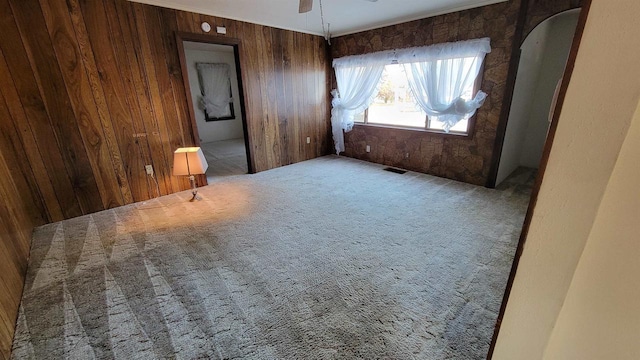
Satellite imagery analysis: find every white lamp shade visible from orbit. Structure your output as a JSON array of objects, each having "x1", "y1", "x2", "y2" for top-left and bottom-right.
[{"x1": 173, "y1": 147, "x2": 209, "y2": 176}]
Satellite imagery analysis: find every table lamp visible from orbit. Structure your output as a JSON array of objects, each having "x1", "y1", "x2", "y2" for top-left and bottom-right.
[{"x1": 173, "y1": 147, "x2": 209, "y2": 201}]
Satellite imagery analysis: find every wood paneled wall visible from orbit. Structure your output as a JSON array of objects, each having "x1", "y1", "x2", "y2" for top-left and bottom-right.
[
  {"x1": 0, "y1": 0, "x2": 330, "y2": 356},
  {"x1": 0, "y1": 112, "x2": 46, "y2": 357},
  {"x1": 0, "y1": 0, "x2": 330, "y2": 223}
]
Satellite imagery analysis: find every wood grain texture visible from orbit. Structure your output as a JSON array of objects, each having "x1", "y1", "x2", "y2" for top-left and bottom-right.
[
  {"x1": 188, "y1": 12, "x2": 331, "y2": 171},
  {"x1": 0, "y1": 0, "x2": 330, "y2": 217},
  {"x1": 0, "y1": 0, "x2": 330, "y2": 356},
  {"x1": 10, "y1": 0, "x2": 105, "y2": 215},
  {"x1": 0, "y1": 0, "x2": 82, "y2": 219},
  {"x1": 0, "y1": 87, "x2": 44, "y2": 360}
]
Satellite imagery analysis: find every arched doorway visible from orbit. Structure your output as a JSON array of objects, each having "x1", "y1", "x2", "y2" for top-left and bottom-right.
[{"x1": 495, "y1": 9, "x2": 581, "y2": 186}]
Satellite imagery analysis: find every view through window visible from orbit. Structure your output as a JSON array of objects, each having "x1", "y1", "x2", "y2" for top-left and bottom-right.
[{"x1": 354, "y1": 63, "x2": 472, "y2": 133}]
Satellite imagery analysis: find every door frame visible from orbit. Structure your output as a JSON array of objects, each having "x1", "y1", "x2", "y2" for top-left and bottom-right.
[
  {"x1": 486, "y1": 1, "x2": 592, "y2": 358},
  {"x1": 175, "y1": 32, "x2": 255, "y2": 174}
]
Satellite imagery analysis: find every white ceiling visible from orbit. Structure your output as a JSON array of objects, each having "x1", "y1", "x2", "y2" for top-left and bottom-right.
[{"x1": 129, "y1": 0, "x2": 507, "y2": 37}]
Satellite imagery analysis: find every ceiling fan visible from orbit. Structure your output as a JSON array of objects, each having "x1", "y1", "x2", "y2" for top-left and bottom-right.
[{"x1": 298, "y1": 0, "x2": 378, "y2": 13}]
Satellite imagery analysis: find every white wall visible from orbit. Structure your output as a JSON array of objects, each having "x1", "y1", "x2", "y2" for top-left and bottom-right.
[
  {"x1": 496, "y1": 10, "x2": 578, "y2": 186},
  {"x1": 543, "y1": 99, "x2": 640, "y2": 360},
  {"x1": 184, "y1": 42, "x2": 244, "y2": 143},
  {"x1": 496, "y1": 21, "x2": 550, "y2": 185},
  {"x1": 519, "y1": 11, "x2": 579, "y2": 168},
  {"x1": 493, "y1": 0, "x2": 640, "y2": 359}
]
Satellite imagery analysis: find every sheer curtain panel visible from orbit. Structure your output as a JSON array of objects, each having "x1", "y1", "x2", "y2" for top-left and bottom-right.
[
  {"x1": 196, "y1": 63, "x2": 232, "y2": 118},
  {"x1": 330, "y1": 37, "x2": 491, "y2": 152},
  {"x1": 398, "y1": 38, "x2": 491, "y2": 132},
  {"x1": 331, "y1": 52, "x2": 393, "y2": 154}
]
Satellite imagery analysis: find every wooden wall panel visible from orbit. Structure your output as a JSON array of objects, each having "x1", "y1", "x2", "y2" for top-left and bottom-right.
[
  {"x1": 10, "y1": 0, "x2": 106, "y2": 214},
  {"x1": 0, "y1": 50, "x2": 64, "y2": 222},
  {"x1": 78, "y1": 0, "x2": 149, "y2": 201},
  {"x1": 0, "y1": 1, "x2": 330, "y2": 355},
  {"x1": 186, "y1": 11, "x2": 331, "y2": 171},
  {"x1": 0, "y1": 0, "x2": 330, "y2": 216},
  {"x1": 0, "y1": 0, "x2": 83, "y2": 220},
  {"x1": 40, "y1": 0, "x2": 130, "y2": 209},
  {"x1": 113, "y1": 0, "x2": 174, "y2": 197},
  {"x1": 0, "y1": 87, "x2": 45, "y2": 360}
]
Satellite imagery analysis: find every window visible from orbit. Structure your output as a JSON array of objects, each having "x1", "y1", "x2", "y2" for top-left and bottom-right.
[
  {"x1": 354, "y1": 62, "x2": 480, "y2": 134},
  {"x1": 196, "y1": 62, "x2": 235, "y2": 122},
  {"x1": 330, "y1": 37, "x2": 490, "y2": 153}
]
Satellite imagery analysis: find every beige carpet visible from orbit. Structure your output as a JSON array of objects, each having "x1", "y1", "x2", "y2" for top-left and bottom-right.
[
  {"x1": 11, "y1": 156, "x2": 532, "y2": 359},
  {"x1": 200, "y1": 139, "x2": 249, "y2": 180}
]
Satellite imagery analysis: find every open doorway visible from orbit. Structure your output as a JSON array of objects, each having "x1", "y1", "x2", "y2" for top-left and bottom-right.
[
  {"x1": 495, "y1": 9, "x2": 581, "y2": 187},
  {"x1": 176, "y1": 34, "x2": 253, "y2": 182},
  {"x1": 487, "y1": 4, "x2": 590, "y2": 357}
]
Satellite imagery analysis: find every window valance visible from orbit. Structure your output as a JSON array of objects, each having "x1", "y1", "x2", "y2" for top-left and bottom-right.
[
  {"x1": 332, "y1": 37, "x2": 491, "y2": 68},
  {"x1": 330, "y1": 37, "x2": 491, "y2": 153}
]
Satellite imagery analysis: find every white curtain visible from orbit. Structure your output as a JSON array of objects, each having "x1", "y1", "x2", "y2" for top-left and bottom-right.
[
  {"x1": 330, "y1": 38, "x2": 491, "y2": 151},
  {"x1": 196, "y1": 63, "x2": 232, "y2": 118},
  {"x1": 398, "y1": 38, "x2": 491, "y2": 132},
  {"x1": 331, "y1": 52, "x2": 394, "y2": 154}
]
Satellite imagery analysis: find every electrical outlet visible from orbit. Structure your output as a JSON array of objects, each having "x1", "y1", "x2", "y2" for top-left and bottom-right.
[
  {"x1": 366, "y1": 145, "x2": 371, "y2": 153},
  {"x1": 306, "y1": 136, "x2": 311, "y2": 144},
  {"x1": 405, "y1": 152, "x2": 410, "y2": 159},
  {"x1": 145, "y1": 165, "x2": 154, "y2": 176}
]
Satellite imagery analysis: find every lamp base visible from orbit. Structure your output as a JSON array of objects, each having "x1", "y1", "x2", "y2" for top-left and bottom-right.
[{"x1": 188, "y1": 175, "x2": 202, "y2": 202}]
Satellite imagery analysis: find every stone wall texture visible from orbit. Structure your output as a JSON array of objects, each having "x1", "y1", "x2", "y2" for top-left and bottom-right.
[
  {"x1": 330, "y1": 0, "x2": 583, "y2": 186},
  {"x1": 524, "y1": 0, "x2": 583, "y2": 39}
]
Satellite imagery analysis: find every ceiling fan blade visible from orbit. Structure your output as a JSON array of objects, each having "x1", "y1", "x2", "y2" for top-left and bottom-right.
[{"x1": 299, "y1": 0, "x2": 312, "y2": 13}]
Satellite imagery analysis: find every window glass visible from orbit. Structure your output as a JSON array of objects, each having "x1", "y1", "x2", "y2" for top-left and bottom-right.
[
  {"x1": 367, "y1": 64, "x2": 426, "y2": 128},
  {"x1": 355, "y1": 62, "x2": 476, "y2": 134}
]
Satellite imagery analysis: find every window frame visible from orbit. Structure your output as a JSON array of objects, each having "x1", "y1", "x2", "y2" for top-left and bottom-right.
[{"x1": 355, "y1": 62, "x2": 485, "y2": 138}]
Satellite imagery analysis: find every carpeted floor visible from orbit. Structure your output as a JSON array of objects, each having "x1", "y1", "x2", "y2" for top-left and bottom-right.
[
  {"x1": 201, "y1": 139, "x2": 249, "y2": 180},
  {"x1": 11, "y1": 156, "x2": 532, "y2": 359}
]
